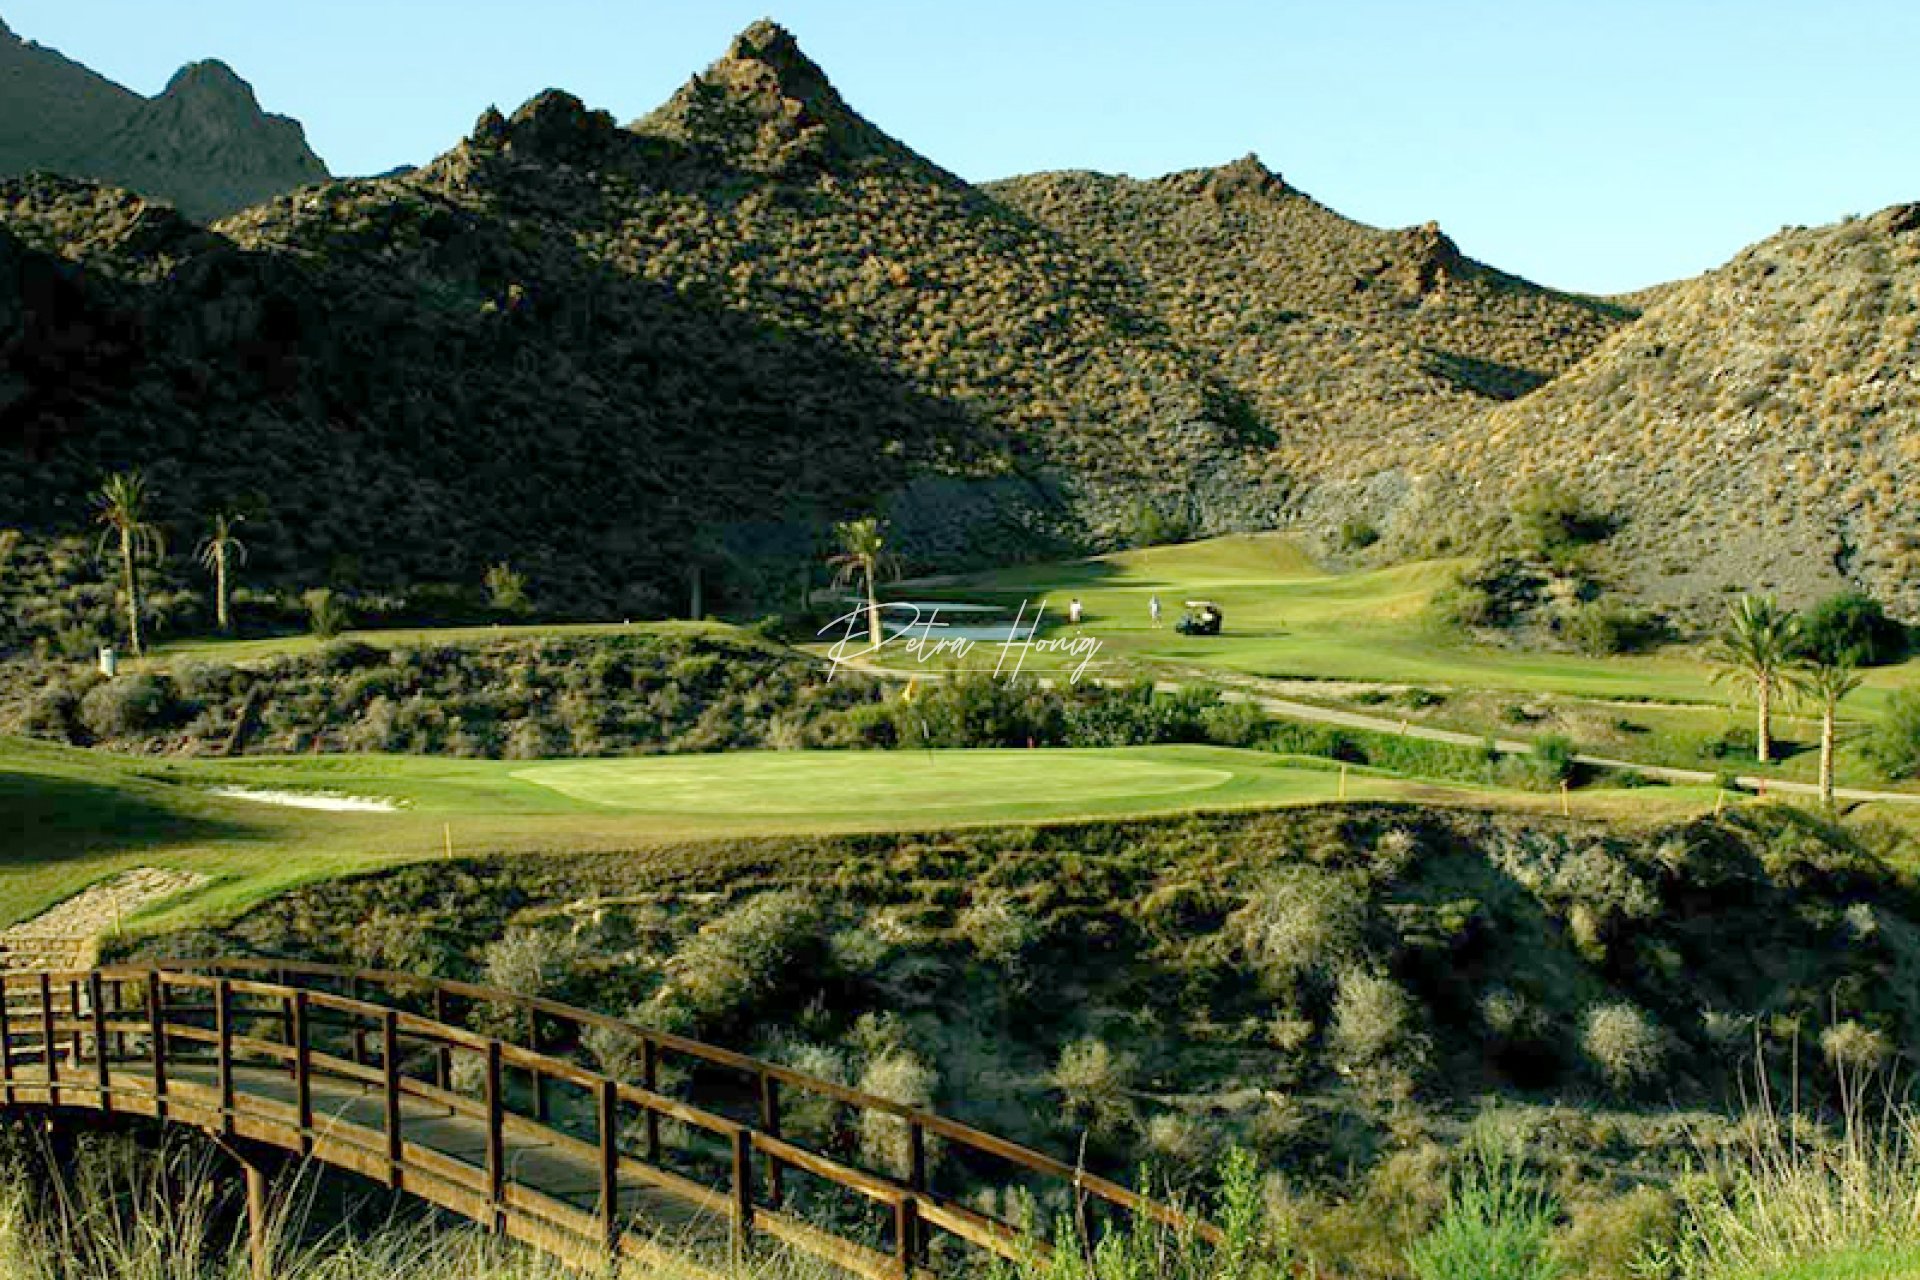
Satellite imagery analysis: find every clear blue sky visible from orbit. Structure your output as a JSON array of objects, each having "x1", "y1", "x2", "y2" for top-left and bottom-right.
[{"x1": 11, "y1": 1, "x2": 1919, "y2": 293}]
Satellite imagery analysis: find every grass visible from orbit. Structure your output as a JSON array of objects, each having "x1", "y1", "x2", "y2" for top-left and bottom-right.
[
  {"x1": 0, "y1": 734, "x2": 1722, "y2": 935},
  {"x1": 146, "y1": 619, "x2": 740, "y2": 665},
  {"x1": 864, "y1": 534, "x2": 1920, "y2": 785},
  {"x1": 884, "y1": 533, "x2": 1718, "y2": 698},
  {"x1": 1663, "y1": 1073, "x2": 1920, "y2": 1280}
]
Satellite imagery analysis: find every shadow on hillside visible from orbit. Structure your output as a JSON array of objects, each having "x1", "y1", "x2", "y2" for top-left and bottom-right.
[
  {"x1": 0, "y1": 165, "x2": 1071, "y2": 621},
  {"x1": 0, "y1": 770, "x2": 246, "y2": 865}
]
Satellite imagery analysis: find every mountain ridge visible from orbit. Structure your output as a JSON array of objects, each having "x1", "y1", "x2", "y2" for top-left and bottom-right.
[
  {"x1": 0, "y1": 18, "x2": 328, "y2": 222},
  {"x1": 1, "y1": 18, "x2": 1913, "y2": 646}
]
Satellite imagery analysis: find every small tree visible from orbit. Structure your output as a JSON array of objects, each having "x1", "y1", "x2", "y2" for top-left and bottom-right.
[
  {"x1": 304, "y1": 588, "x2": 351, "y2": 640},
  {"x1": 93, "y1": 471, "x2": 166, "y2": 656},
  {"x1": 195, "y1": 512, "x2": 248, "y2": 632},
  {"x1": 484, "y1": 562, "x2": 530, "y2": 614},
  {"x1": 828, "y1": 517, "x2": 897, "y2": 649},
  {"x1": 1707, "y1": 595, "x2": 1800, "y2": 764},
  {"x1": 1791, "y1": 650, "x2": 1864, "y2": 808}
]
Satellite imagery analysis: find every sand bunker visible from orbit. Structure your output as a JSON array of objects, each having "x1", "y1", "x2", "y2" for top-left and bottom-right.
[{"x1": 208, "y1": 786, "x2": 400, "y2": 813}]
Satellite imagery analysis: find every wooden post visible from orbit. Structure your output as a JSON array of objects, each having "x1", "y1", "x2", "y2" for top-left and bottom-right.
[
  {"x1": 895, "y1": 1196, "x2": 922, "y2": 1277},
  {"x1": 598, "y1": 1078, "x2": 620, "y2": 1258},
  {"x1": 1560, "y1": 779, "x2": 1571, "y2": 817},
  {"x1": 525, "y1": 1006, "x2": 547, "y2": 1123},
  {"x1": 216, "y1": 979, "x2": 235, "y2": 1134},
  {"x1": 349, "y1": 977, "x2": 368, "y2": 1067},
  {"x1": 433, "y1": 988, "x2": 452, "y2": 1090},
  {"x1": 39, "y1": 973, "x2": 58, "y2": 1107},
  {"x1": 908, "y1": 1120, "x2": 930, "y2": 1267},
  {"x1": 89, "y1": 972, "x2": 110, "y2": 1114},
  {"x1": 292, "y1": 992, "x2": 313, "y2": 1155},
  {"x1": 0, "y1": 975, "x2": 15, "y2": 1106},
  {"x1": 730, "y1": 1126, "x2": 754, "y2": 1259},
  {"x1": 382, "y1": 1010, "x2": 402, "y2": 1187},
  {"x1": 641, "y1": 1039, "x2": 661, "y2": 1163},
  {"x1": 760, "y1": 1072, "x2": 784, "y2": 1209},
  {"x1": 147, "y1": 972, "x2": 168, "y2": 1121},
  {"x1": 67, "y1": 979, "x2": 82, "y2": 1066},
  {"x1": 484, "y1": 1040, "x2": 505, "y2": 1235},
  {"x1": 110, "y1": 977, "x2": 126, "y2": 1063},
  {"x1": 227, "y1": 1144, "x2": 273, "y2": 1280}
]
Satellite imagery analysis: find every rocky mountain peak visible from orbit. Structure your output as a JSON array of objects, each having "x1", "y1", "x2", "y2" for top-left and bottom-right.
[
  {"x1": 724, "y1": 18, "x2": 834, "y2": 103},
  {"x1": 632, "y1": 20, "x2": 954, "y2": 182},
  {"x1": 160, "y1": 59, "x2": 257, "y2": 107}
]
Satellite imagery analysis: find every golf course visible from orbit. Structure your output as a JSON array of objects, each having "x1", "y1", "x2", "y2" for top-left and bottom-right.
[{"x1": 3, "y1": 732, "x2": 1735, "y2": 935}]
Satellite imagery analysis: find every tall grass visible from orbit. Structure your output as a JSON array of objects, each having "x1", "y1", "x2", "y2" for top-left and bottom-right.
[
  {"x1": 0, "y1": 1129, "x2": 830, "y2": 1280},
  {"x1": 1403, "y1": 1135, "x2": 1561, "y2": 1280},
  {"x1": 1658, "y1": 1066, "x2": 1920, "y2": 1279},
  {"x1": 986, "y1": 1147, "x2": 1293, "y2": 1280}
]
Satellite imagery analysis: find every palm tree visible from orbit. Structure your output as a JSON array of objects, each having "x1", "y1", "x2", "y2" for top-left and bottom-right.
[
  {"x1": 828, "y1": 517, "x2": 897, "y2": 649},
  {"x1": 196, "y1": 512, "x2": 248, "y2": 632},
  {"x1": 1706, "y1": 595, "x2": 1799, "y2": 765},
  {"x1": 1790, "y1": 652, "x2": 1863, "y2": 808},
  {"x1": 93, "y1": 471, "x2": 166, "y2": 656}
]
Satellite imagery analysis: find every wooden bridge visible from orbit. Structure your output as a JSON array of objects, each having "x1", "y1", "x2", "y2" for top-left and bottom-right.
[{"x1": 0, "y1": 959, "x2": 1218, "y2": 1277}]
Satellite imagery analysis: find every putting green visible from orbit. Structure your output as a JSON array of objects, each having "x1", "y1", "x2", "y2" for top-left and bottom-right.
[{"x1": 515, "y1": 749, "x2": 1237, "y2": 816}]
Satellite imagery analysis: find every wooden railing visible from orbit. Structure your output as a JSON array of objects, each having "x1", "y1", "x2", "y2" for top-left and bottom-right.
[{"x1": 0, "y1": 961, "x2": 1219, "y2": 1278}]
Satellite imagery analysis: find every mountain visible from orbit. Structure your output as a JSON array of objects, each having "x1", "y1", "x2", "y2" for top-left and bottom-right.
[
  {"x1": 5, "y1": 19, "x2": 1905, "y2": 645},
  {"x1": 0, "y1": 19, "x2": 1310, "y2": 639},
  {"x1": 0, "y1": 18, "x2": 327, "y2": 222},
  {"x1": 989, "y1": 159, "x2": 1632, "y2": 476},
  {"x1": 1360, "y1": 204, "x2": 1920, "y2": 617}
]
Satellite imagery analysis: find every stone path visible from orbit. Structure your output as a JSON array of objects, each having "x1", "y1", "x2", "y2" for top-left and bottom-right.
[{"x1": 0, "y1": 868, "x2": 209, "y2": 971}]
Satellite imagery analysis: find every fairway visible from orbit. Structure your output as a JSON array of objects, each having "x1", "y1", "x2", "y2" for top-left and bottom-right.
[
  {"x1": 0, "y1": 736, "x2": 1728, "y2": 936},
  {"x1": 871, "y1": 533, "x2": 1920, "y2": 711},
  {"x1": 517, "y1": 750, "x2": 1238, "y2": 815}
]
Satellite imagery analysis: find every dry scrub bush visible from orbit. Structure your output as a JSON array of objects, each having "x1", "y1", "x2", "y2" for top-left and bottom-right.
[{"x1": 1581, "y1": 1002, "x2": 1665, "y2": 1093}]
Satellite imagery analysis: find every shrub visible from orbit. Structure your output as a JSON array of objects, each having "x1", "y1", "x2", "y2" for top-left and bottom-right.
[
  {"x1": 479, "y1": 926, "x2": 583, "y2": 1000},
  {"x1": 1820, "y1": 1020, "x2": 1892, "y2": 1076},
  {"x1": 856, "y1": 1050, "x2": 939, "y2": 1178},
  {"x1": 304, "y1": 588, "x2": 351, "y2": 639},
  {"x1": 1560, "y1": 601, "x2": 1666, "y2": 656},
  {"x1": 1338, "y1": 518, "x2": 1381, "y2": 551},
  {"x1": 1201, "y1": 698, "x2": 1269, "y2": 747},
  {"x1": 1405, "y1": 1138, "x2": 1561, "y2": 1280},
  {"x1": 1510, "y1": 480, "x2": 1612, "y2": 565},
  {"x1": 652, "y1": 891, "x2": 826, "y2": 1031},
  {"x1": 1132, "y1": 499, "x2": 1192, "y2": 547},
  {"x1": 957, "y1": 891, "x2": 1044, "y2": 967},
  {"x1": 1801, "y1": 591, "x2": 1907, "y2": 666},
  {"x1": 1550, "y1": 1186, "x2": 1676, "y2": 1280},
  {"x1": 1051, "y1": 1037, "x2": 1136, "y2": 1140},
  {"x1": 1581, "y1": 1002, "x2": 1664, "y2": 1092},
  {"x1": 1231, "y1": 866, "x2": 1368, "y2": 994},
  {"x1": 1142, "y1": 1112, "x2": 1216, "y2": 1180},
  {"x1": 77, "y1": 675, "x2": 176, "y2": 739},
  {"x1": 1868, "y1": 689, "x2": 1920, "y2": 780},
  {"x1": 1329, "y1": 970, "x2": 1422, "y2": 1073},
  {"x1": 483, "y1": 563, "x2": 531, "y2": 614}
]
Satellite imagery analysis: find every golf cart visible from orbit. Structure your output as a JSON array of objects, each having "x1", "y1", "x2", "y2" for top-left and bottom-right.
[{"x1": 1175, "y1": 600, "x2": 1223, "y2": 636}]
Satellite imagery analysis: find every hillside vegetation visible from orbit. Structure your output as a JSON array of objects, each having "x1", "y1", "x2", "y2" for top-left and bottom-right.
[
  {"x1": 126, "y1": 802, "x2": 1920, "y2": 1277},
  {"x1": 990, "y1": 161, "x2": 1629, "y2": 455},
  {"x1": 1369, "y1": 205, "x2": 1920, "y2": 620},
  {"x1": 0, "y1": 21, "x2": 1638, "y2": 640}
]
